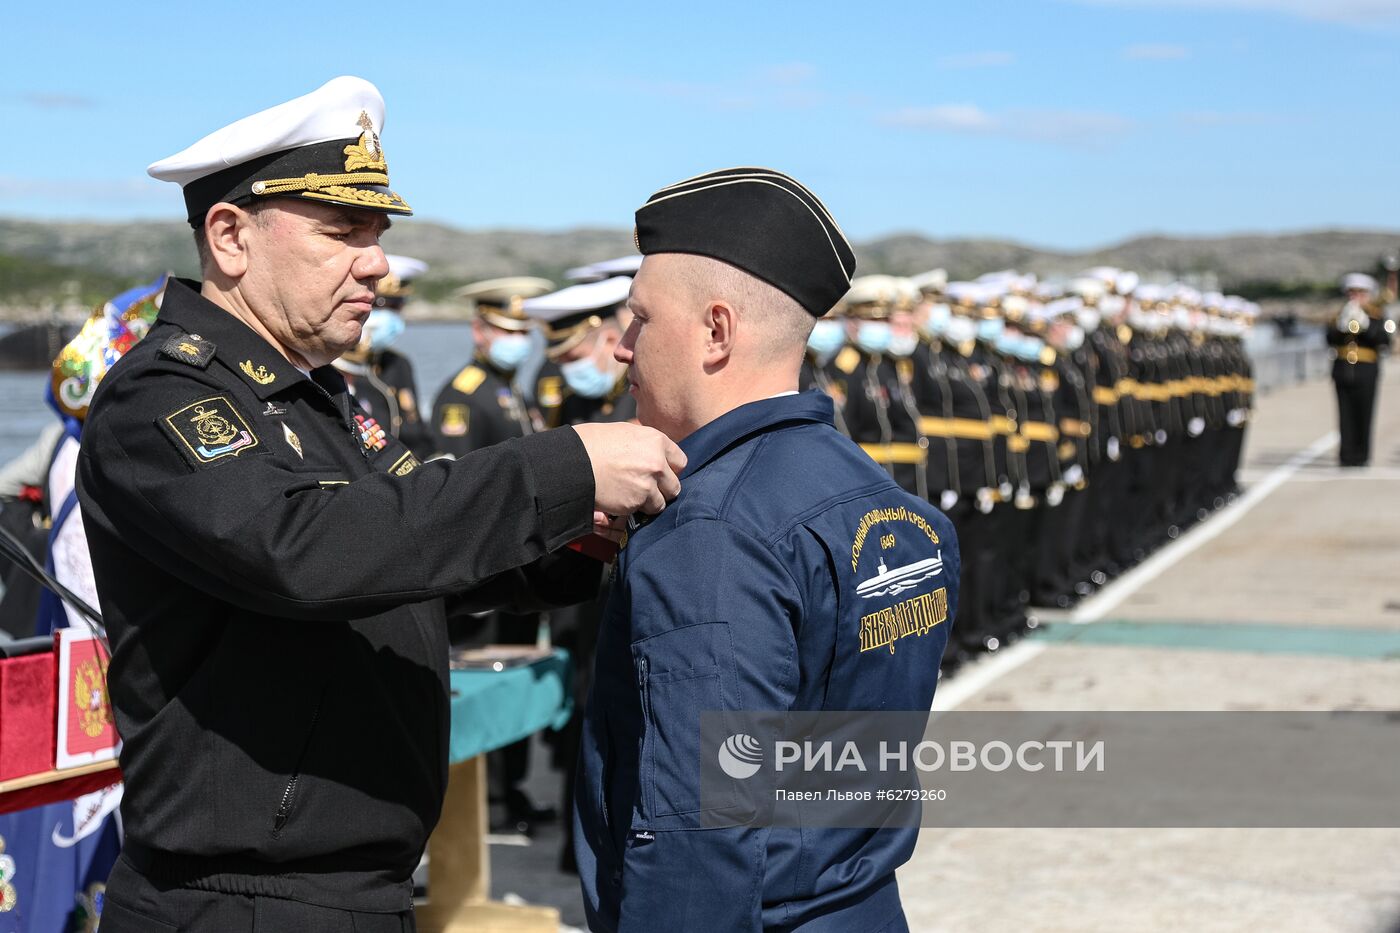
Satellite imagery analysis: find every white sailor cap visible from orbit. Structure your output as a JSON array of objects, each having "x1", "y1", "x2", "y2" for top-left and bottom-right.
[
  {"x1": 1099, "y1": 294, "x2": 1127, "y2": 316},
  {"x1": 1341, "y1": 273, "x2": 1378, "y2": 294},
  {"x1": 1221, "y1": 296, "x2": 1250, "y2": 317},
  {"x1": 841, "y1": 275, "x2": 902, "y2": 319},
  {"x1": 1000, "y1": 293, "x2": 1031, "y2": 323},
  {"x1": 892, "y1": 277, "x2": 922, "y2": 311},
  {"x1": 524, "y1": 276, "x2": 633, "y2": 356},
  {"x1": 1114, "y1": 271, "x2": 1141, "y2": 296},
  {"x1": 377, "y1": 255, "x2": 429, "y2": 301},
  {"x1": 945, "y1": 281, "x2": 985, "y2": 312},
  {"x1": 1067, "y1": 277, "x2": 1108, "y2": 303},
  {"x1": 1134, "y1": 284, "x2": 1167, "y2": 305},
  {"x1": 976, "y1": 270, "x2": 1019, "y2": 289},
  {"x1": 1083, "y1": 266, "x2": 1121, "y2": 286},
  {"x1": 457, "y1": 276, "x2": 555, "y2": 331},
  {"x1": 1040, "y1": 296, "x2": 1083, "y2": 320},
  {"x1": 148, "y1": 76, "x2": 411, "y2": 227},
  {"x1": 565, "y1": 254, "x2": 646, "y2": 283},
  {"x1": 909, "y1": 268, "x2": 948, "y2": 295}
]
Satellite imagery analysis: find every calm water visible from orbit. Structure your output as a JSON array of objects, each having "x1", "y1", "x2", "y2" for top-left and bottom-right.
[{"x1": 0, "y1": 321, "x2": 483, "y2": 466}]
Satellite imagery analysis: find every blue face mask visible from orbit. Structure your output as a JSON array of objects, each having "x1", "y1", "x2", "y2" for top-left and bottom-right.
[
  {"x1": 994, "y1": 330, "x2": 1020, "y2": 356},
  {"x1": 854, "y1": 321, "x2": 893, "y2": 354},
  {"x1": 561, "y1": 356, "x2": 616, "y2": 398},
  {"x1": 921, "y1": 304, "x2": 952, "y2": 338},
  {"x1": 363, "y1": 310, "x2": 405, "y2": 352},
  {"x1": 888, "y1": 332, "x2": 919, "y2": 358},
  {"x1": 977, "y1": 318, "x2": 1005, "y2": 343},
  {"x1": 486, "y1": 333, "x2": 532, "y2": 372},
  {"x1": 807, "y1": 319, "x2": 845, "y2": 361},
  {"x1": 1014, "y1": 336, "x2": 1045, "y2": 362},
  {"x1": 943, "y1": 316, "x2": 977, "y2": 345}
]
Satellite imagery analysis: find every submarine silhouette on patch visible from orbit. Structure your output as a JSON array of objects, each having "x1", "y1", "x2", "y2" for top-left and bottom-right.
[{"x1": 856, "y1": 552, "x2": 944, "y2": 600}]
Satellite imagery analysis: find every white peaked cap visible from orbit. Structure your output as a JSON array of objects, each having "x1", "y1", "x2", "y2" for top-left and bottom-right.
[
  {"x1": 386, "y1": 255, "x2": 428, "y2": 282},
  {"x1": 1341, "y1": 273, "x2": 1378, "y2": 294},
  {"x1": 523, "y1": 276, "x2": 634, "y2": 320}
]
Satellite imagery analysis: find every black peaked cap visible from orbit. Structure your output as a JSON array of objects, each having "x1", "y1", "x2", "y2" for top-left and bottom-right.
[{"x1": 634, "y1": 167, "x2": 856, "y2": 317}]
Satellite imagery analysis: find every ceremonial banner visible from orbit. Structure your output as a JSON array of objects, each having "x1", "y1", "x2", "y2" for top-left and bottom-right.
[{"x1": 53, "y1": 631, "x2": 118, "y2": 770}]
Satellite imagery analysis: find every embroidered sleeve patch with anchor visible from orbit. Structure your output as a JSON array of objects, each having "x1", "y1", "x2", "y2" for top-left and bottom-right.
[
  {"x1": 162, "y1": 396, "x2": 260, "y2": 465},
  {"x1": 158, "y1": 333, "x2": 215, "y2": 369}
]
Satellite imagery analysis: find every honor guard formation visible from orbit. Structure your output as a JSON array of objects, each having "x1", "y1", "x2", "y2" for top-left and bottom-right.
[{"x1": 804, "y1": 268, "x2": 1259, "y2": 665}]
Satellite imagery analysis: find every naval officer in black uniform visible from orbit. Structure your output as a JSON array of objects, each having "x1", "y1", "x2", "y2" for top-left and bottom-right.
[
  {"x1": 77, "y1": 76, "x2": 686, "y2": 933},
  {"x1": 429, "y1": 276, "x2": 553, "y2": 458},
  {"x1": 1329, "y1": 272, "x2": 1395, "y2": 467}
]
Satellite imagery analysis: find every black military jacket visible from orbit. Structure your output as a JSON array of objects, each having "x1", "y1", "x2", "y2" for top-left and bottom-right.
[
  {"x1": 911, "y1": 340, "x2": 997, "y2": 500},
  {"x1": 429, "y1": 356, "x2": 534, "y2": 459},
  {"x1": 1327, "y1": 311, "x2": 1392, "y2": 383},
  {"x1": 76, "y1": 279, "x2": 597, "y2": 912},
  {"x1": 833, "y1": 346, "x2": 929, "y2": 499}
]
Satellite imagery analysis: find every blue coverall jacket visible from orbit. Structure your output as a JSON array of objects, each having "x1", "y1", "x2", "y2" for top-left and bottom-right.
[{"x1": 576, "y1": 390, "x2": 959, "y2": 932}]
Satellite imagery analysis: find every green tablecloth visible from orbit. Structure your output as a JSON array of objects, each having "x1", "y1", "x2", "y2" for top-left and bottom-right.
[{"x1": 447, "y1": 649, "x2": 572, "y2": 765}]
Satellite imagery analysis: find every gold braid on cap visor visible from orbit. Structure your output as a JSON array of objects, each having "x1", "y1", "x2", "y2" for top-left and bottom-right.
[
  {"x1": 250, "y1": 172, "x2": 411, "y2": 211},
  {"x1": 545, "y1": 316, "x2": 604, "y2": 360}
]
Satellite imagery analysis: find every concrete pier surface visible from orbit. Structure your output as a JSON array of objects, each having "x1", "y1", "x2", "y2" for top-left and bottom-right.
[{"x1": 899, "y1": 367, "x2": 1400, "y2": 933}]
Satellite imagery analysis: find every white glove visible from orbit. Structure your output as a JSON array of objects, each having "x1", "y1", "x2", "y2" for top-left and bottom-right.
[
  {"x1": 976, "y1": 488, "x2": 996, "y2": 514},
  {"x1": 1338, "y1": 302, "x2": 1368, "y2": 333},
  {"x1": 1106, "y1": 437, "x2": 1121, "y2": 461},
  {"x1": 939, "y1": 490, "x2": 959, "y2": 511},
  {"x1": 1227, "y1": 408, "x2": 1247, "y2": 427},
  {"x1": 1062, "y1": 464, "x2": 1085, "y2": 487},
  {"x1": 1188, "y1": 417, "x2": 1205, "y2": 437},
  {"x1": 1155, "y1": 429, "x2": 1168, "y2": 445},
  {"x1": 1045, "y1": 482, "x2": 1065, "y2": 507}
]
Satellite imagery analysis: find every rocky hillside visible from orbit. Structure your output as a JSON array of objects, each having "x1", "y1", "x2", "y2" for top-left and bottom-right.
[{"x1": 1, "y1": 217, "x2": 1395, "y2": 319}]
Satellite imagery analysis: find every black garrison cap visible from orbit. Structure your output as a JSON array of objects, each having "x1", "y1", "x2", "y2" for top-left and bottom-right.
[{"x1": 633, "y1": 167, "x2": 856, "y2": 317}]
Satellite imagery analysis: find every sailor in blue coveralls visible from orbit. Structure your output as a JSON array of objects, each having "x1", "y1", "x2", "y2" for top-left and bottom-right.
[{"x1": 575, "y1": 168, "x2": 959, "y2": 932}]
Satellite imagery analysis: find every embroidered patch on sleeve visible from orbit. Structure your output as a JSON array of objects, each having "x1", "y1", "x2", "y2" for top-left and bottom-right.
[
  {"x1": 161, "y1": 396, "x2": 260, "y2": 465},
  {"x1": 158, "y1": 333, "x2": 215, "y2": 369}
]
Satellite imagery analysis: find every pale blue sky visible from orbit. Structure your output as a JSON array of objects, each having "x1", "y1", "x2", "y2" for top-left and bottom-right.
[{"x1": 2, "y1": 0, "x2": 1396, "y2": 248}]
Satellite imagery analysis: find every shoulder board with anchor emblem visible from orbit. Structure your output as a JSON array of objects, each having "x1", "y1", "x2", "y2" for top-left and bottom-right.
[
  {"x1": 452, "y1": 365, "x2": 487, "y2": 396},
  {"x1": 159, "y1": 332, "x2": 215, "y2": 369},
  {"x1": 834, "y1": 346, "x2": 861, "y2": 374}
]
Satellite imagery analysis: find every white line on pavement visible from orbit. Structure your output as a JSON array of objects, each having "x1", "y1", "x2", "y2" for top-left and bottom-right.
[
  {"x1": 931, "y1": 639, "x2": 1047, "y2": 712},
  {"x1": 931, "y1": 430, "x2": 1339, "y2": 712},
  {"x1": 1068, "y1": 430, "x2": 1338, "y2": 625}
]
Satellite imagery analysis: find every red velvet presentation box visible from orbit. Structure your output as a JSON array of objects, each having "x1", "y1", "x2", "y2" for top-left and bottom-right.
[{"x1": 0, "y1": 650, "x2": 57, "y2": 781}]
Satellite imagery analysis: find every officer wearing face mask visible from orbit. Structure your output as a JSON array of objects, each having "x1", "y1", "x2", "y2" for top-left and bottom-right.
[
  {"x1": 521, "y1": 273, "x2": 637, "y2": 869},
  {"x1": 836, "y1": 275, "x2": 931, "y2": 500},
  {"x1": 1027, "y1": 297, "x2": 1094, "y2": 608},
  {"x1": 801, "y1": 307, "x2": 851, "y2": 436},
  {"x1": 333, "y1": 254, "x2": 434, "y2": 456},
  {"x1": 525, "y1": 276, "x2": 637, "y2": 429},
  {"x1": 429, "y1": 276, "x2": 553, "y2": 459},
  {"x1": 429, "y1": 275, "x2": 561, "y2": 834}
]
